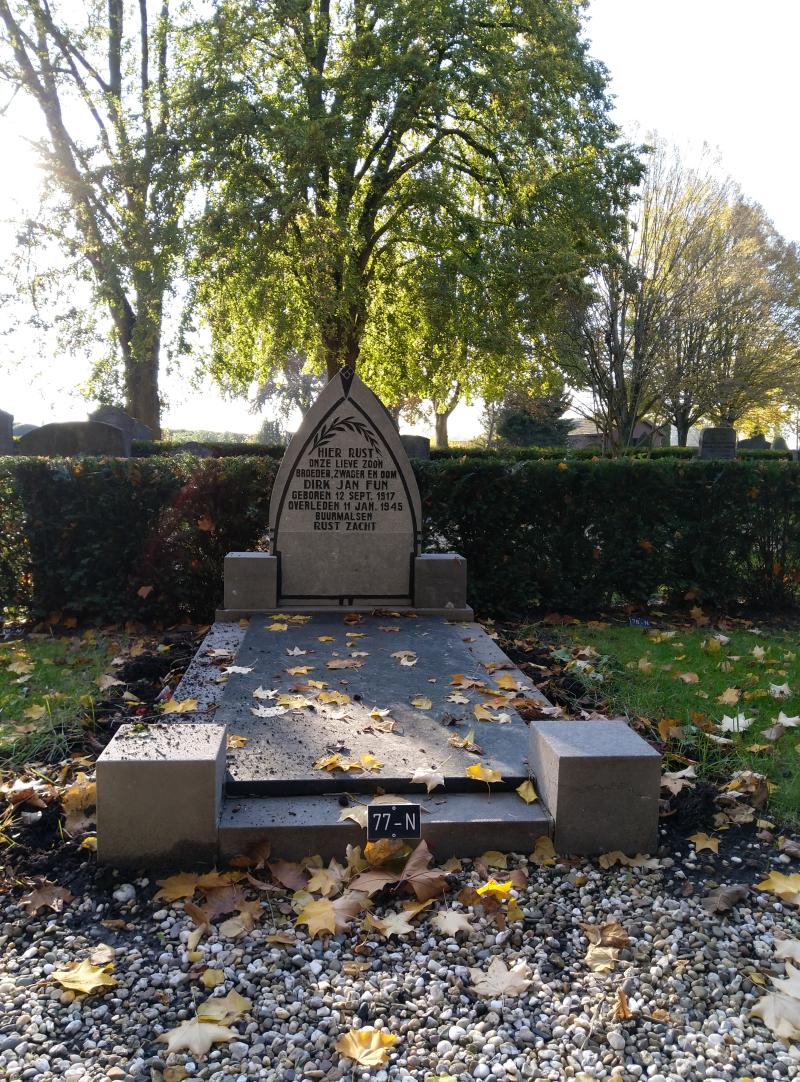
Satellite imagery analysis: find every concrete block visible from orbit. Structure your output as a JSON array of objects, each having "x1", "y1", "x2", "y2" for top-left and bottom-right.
[
  {"x1": 97, "y1": 723, "x2": 225, "y2": 867},
  {"x1": 414, "y1": 553, "x2": 468, "y2": 611},
  {"x1": 219, "y1": 792, "x2": 551, "y2": 862},
  {"x1": 528, "y1": 719, "x2": 660, "y2": 855},
  {"x1": 223, "y1": 551, "x2": 277, "y2": 611}
]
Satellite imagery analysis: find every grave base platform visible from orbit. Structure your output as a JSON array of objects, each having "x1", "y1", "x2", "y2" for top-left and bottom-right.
[
  {"x1": 219, "y1": 792, "x2": 551, "y2": 863},
  {"x1": 215, "y1": 604, "x2": 474, "y2": 622}
]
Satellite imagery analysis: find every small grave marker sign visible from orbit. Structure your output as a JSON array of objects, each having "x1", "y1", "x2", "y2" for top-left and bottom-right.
[{"x1": 367, "y1": 803, "x2": 422, "y2": 841}]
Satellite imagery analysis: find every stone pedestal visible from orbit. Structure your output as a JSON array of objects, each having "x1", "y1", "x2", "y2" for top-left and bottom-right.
[
  {"x1": 223, "y1": 552, "x2": 278, "y2": 611},
  {"x1": 414, "y1": 553, "x2": 468, "y2": 612},
  {"x1": 400, "y1": 434, "x2": 431, "y2": 459},
  {"x1": 97, "y1": 723, "x2": 226, "y2": 866},
  {"x1": 528, "y1": 719, "x2": 661, "y2": 855}
]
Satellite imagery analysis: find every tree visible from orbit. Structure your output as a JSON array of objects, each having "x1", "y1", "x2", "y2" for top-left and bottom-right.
[
  {"x1": 557, "y1": 141, "x2": 730, "y2": 449},
  {"x1": 186, "y1": 0, "x2": 640, "y2": 398},
  {"x1": 0, "y1": 0, "x2": 189, "y2": 433},
  {"x1": 497, "y1": 392, "x2": 572, "y2": 447},
  {"x1": 251, "y1": 351, "x2": 326, "y2": 421}
]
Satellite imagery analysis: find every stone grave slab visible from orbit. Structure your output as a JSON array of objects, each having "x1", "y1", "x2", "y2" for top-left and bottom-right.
[
  {"x1": 215, "y1": 614, "x2": 540, "y2": 796},
  {"x1": 17, "y1": 420, "x2": 127, "y2": 457}
]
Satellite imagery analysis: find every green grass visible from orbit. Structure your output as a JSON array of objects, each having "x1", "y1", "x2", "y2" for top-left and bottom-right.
[
  {"x1": 537, "y1": 621, "x2": 800, "y2": 823},
  {"x1": 0, "y1": 632, "x2": 120, "y2": 767}
]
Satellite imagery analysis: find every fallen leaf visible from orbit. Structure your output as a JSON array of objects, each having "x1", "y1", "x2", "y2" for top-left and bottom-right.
[
  {"x1": 757, "y1": 870, "x2": 800, "y2": 905},
  {"x1": 614, "y1": 988, "x2": 633, "y2": 1020},
  {"x1": 396, "y1": 840, "x2": 449, "y2": 901},
  {"x1": 530, "y1": 836, "x2": 556, "y2": 866},
  {"x1": 19, "y1": 882, "x2": 74, "y2": 915},
  {"x1": 267, "y1": 622, "x2": 288, "y2": 631},
  {"x1": 717, "y1": 687, "x2": 740, "y2": 705},
  {"x1": 196, "y1": 989, "x2": 252, "y2": 1025},
  {"x1": 96, "y1": 674, "x2": 124, "y2": 691},
  {"x1": 156, "y1": 1018, "x2": 237, "y2": 1057},
  {"x1": 366, "y1": 910, "x2": 416, "y2": 937},
  {"x1": 515, "y1": 780, "x2": 538, "y2": 804},
  {"x1": 465, "y1": 763, "x2": 502, "y2": 785},
  {"x1": 702, "y1": 883, "x2": 749, "y2": 912},
  {"x1": 161, "y1": 698, "x2": 198, "y2": 714},
  {"x1": 268, "y1": 860, "x2": 308, "y2": 891},
  {"x1": 469, "y1": 957, "x2": 531, "y2": 997},
  {"x1": 411, "y1": 696, "x2": 433, "y2": 710},
  {"x1": 327, "y1": 658, "x2": 363, "y2": 670},
  {"x1": 775, "y1": 940, "x2": 800, "y2": 964},
  {"x1": 250, "y1": 704, "x2": 288, "y2": 718},
  {"x1": 689, "y1": 832, "x2": 719, "y2": 854},
  {"x1": 52, "y1": 959, "x2": 116, "y2": 994},
  {"x1": 675, "y1": 672, "x2": 699, "y2": 684},
  {"x1": 432, "y1": 910, "x2": 474, "y2": 937},
  {"x1": 580, "y1": 920, "x2": 629, "y2": 948},
  {"x1": 495, "y1": 673, "x2": 519, "y2": 691},
  {"x1": 585, "y1": 944, "x2": 619, "y2": 972},
  {"x1": 334, "y1": 1027, "x2": 398, "y2": 1067},
  {"x1": 770, "y1": 683, "x2": 792, "y2": 699},
  {"x1": 476, "y1": 878, "x2": 512, "y2": 897},
  {"x1": 750, "y1": 992, "x2": 800, "y2": 1041},
  {"x1": 411, "y1": 767, "x2": 445, "y2": 793},
  {"x1": 226, "y1": 734, "x2": 247, "y2": 750},
  {"x1": 719, "y1": 712, "x2": 756, "y2": 733},
  {"x1": 318, "y1": 690, "x2": 350, "y2": 705}
]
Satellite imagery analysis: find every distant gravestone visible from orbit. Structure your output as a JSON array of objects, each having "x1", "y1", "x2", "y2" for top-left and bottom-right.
[
  {"x1": 698, "y1": 427, "x2": 737, "y2": 460},
  {"x1": 737, "y1": 433, "x2": 770, "y2": 451},
  {"x1": 13, "y1": 423, "x2": 37, "y2": 437},
  {"x1": 400, "y1": 434, "x2": 431, "y2": 459},
  {"x1": 17, "y1": 421, "x2": 127, "y2": 457},
  {"x1": 89, "y1": 406, "x2": 153, "y2": 452},
  {"x1": 270, "y1": 366, "x2": 422, "y2": 605},
  {"x1": 0, "y1": 409, "x2": 13, "y2": 455}
]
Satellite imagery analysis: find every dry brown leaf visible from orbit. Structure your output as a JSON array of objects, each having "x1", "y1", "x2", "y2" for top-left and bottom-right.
[{"x1": 19, "y1": 881, "x2": 74, "y2": 915}]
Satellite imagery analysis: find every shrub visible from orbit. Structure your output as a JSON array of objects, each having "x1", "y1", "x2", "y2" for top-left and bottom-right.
[{"x1": 1, "y1": 455, "x2": 799, "y2": 622}]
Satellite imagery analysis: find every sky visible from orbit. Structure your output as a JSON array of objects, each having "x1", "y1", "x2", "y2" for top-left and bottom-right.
[{"x1": 1, "y1": 0, "x2": 799, "y2": 438}]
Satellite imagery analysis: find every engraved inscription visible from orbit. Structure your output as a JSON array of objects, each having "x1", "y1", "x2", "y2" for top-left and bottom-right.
[{"x1": 285, "y1": 414, "x2": 404, "y2": 533}]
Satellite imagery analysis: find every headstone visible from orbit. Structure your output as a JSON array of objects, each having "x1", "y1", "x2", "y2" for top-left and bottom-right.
[
  {"x1": 737, "y1": 433, "x2": 770, "y2": 451},
  {"x1": 171, "y1": 442, "x2": 216, "y2": 458},
  {"x1": 0, "y1": 409, "x2": 13, "y2": 455},
  {"x1": 89, "y1": 406, "x2": 153, "y2": 450},
  {"x1": 269, "y1": 366, "x2": 422, "y2": 605},
  {"x1": 17, "y1": 421, "x2": 127, "y2": 457},
  {"x1": 698, "y1": 427, "x2": 737, "y2": 460},
  {"x1": 400, "y1": 434, "x2": 431, "y2": 460}
]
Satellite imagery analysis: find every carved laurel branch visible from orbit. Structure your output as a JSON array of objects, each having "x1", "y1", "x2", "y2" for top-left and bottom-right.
[{"x1": 311, "y1": 415, "x2": 380, "y2": 453}]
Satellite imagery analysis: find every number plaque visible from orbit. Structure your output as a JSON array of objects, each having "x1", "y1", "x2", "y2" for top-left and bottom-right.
[{"x1": 367, "y1": 803, "x2": 422, "y2": 841}]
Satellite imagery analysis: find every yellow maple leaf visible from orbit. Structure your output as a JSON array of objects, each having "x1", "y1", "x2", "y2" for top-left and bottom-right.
[
  {"x1": 756, "y1": 870, "x2": 800, "y2": 904},
  {"x1": 52, "y1": 959, "x2": 116, "y2": 995},
  {"x1": 531, "y1": 835, "x2": 556, "y2": 866},
  {"x1": 226, "y1": 734, "x2": 248, "y2": 749},
  {"x1": 476, "y1": 878, "x2": 512, "y2": 897},
  {"x1": 296, "y1": 898, "x2": 336, "y2": 937},
  {"x1": 318, "y1": 690, "x2": 350, "y2": 705},
  {"x1": 411, "y1": 696, "x2": 433, "y2": 709},
  {"x1": 161, "y1": 698, "x2": 198, "y2": 714},
  {"x1": 516, "y1": 780, "x2": 538, "y2": 804},
  {"x1": 465, "y1": 763, "x2": 502, "y2": 784},
  {"x1": 334, "y1": 1027, "x2": 398, "y2": 1067},
  {"x1": 267, "y1": 622, "x2": 288, "y2": 631},
  {"x1": 688, "y1": 832, "x2": 719, "y2": 854},
  {"x1": 286, "y1": 666, "x2": 314, "y2": 676},
  {"x1": 494, "y1": 673, "x2": 519, "y2": 691},
  {"x1": 473, "y1": 703, "x2": 498, "y2": 722},
  {"x1": 201, "y1": 968, "x2": 225, "y2": 989},
  {"x1": 359, "y1": 753, "x2": 383, "y2": 772},
  {"x1": 314, "y1": 754, "x2": 357, "y2": 772},
  {"x1": 23, "y1": 703, "x2": 47, "y2": 721},
  {"x1": 318, "y1": 635, "x2": 335, "y2": 642}
]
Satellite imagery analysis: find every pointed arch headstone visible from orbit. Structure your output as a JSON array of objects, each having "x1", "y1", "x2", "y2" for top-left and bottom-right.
[{"x1": 269, "y1": 367, "x2": 422, "y2": 605}]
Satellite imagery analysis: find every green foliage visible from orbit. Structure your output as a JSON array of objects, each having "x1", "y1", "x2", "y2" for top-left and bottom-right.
[
  {"x1": 496, "y1": 397, "x2": 573, "y2": 447},
  {"x1": 186, "y1": 0, "x2": 640, "y2": 394},
  {"x1": 132, "y1": 440, "x2": 286, "y2": 459},
  {"x1": 2, "y1": 457, "x2": 799, "y2": 623},
  {"x1": 417, "y1": 458, "x2": 800, "y2": 613},
  {"x1": 0, "y1": 456, "x2": 275, "y2": 623}
]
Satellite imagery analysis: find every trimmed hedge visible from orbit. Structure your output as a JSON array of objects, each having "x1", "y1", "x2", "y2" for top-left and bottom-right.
[
  {"x1": 1, "y1": 455, "x2": 799, "y2": 622},
  {"x1": 132, "y1": 439, "x2": 286, "y2": 459}
]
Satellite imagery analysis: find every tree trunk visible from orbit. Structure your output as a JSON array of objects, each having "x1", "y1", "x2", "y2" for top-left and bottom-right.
[
  {"x1": 434, "y1": 412, "x2": 450, "y2": 450},
  {"x1": 675, "y1": 417, "x2": 690, "y2": 446},
  {"x1": 124, "y1": 342, "x2": 161, "y2": 436}
]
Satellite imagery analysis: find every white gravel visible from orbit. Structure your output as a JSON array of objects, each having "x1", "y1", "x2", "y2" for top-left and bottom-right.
[{"x1": 1, "y1": 844, "x2": 800, "y2": 1082}]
